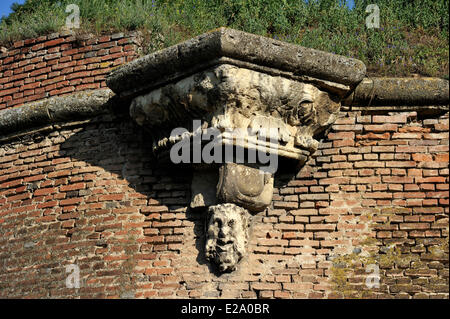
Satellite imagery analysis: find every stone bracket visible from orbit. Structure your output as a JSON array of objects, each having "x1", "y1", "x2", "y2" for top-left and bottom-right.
[{"x1": 106, "y1": 28, "x2": 369, "y2": 272}]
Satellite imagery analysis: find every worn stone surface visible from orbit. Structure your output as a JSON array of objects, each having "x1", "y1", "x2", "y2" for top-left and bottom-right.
[
  {"x1": 0, "y1": 89, "x2": 115, "y2": 136},
  {"x1": 205, "y1": 203, "x2": 250, "y2": 273},
  {"x1": 343, "y1": 77, "x2": 449, "y2": 106},
  {"x1": 217, "y1": 163, "x2": 274, "y2": 212},
  {"x1": 107, "y1": 28, "x2": 366, "y2": 98},
  {"x1": 130, "y1": 64, "x2": 341, "y2": 161}
]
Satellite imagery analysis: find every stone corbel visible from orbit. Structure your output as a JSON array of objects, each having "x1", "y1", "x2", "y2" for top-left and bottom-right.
[{"x1": 106, "y1": 28, "x2": 366, "y2": 272}]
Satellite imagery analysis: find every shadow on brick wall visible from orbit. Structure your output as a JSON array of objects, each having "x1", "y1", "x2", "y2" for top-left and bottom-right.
[{"x1": 58, "y1": 114, "x2": 233, "y2": 282}]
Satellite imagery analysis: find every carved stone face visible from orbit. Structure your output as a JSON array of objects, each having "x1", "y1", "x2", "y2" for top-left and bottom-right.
[{"x1": 205, "y1": 203, "x2": 249, "y2": 272}]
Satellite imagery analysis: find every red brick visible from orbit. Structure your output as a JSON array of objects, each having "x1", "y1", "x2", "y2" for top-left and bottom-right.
[
  {"x1": 44, "y1": 38, "x2": 65, "y2": 48},
  {"x1": 412, "y1": 153, "x2": 433, "y2": 162},
  {"x1": 65, "y1": 71, "x2": 91, "y2": 80},
  {"x1": 364, "y1": 124, "x2": 398, "y2": 132},
  {"x1": 34, "y1": 187, "x2": 57, "y2": 196},
  {"x1": 60, "y1": 183, "x2": 86, "y2": 192},
  {"x1": 434, "y1": 154, "x2": 449, "y2": 162},
  {"x1": 98, "y1": 194, "x2": 124, "y2": 201},
  {"x1": 372, "y1": 115, "x2": 407, "y2": 123}
]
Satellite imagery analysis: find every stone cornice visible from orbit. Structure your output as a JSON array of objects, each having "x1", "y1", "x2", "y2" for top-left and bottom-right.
[
  {"x1": 0, "y1": 81, "x2": 447, "y2": 140},
  {"x1": 106, "y1": 28, "x2": 366, "y2": 99},
  {"x1": 343, "y1": 77, "x2": 449, "y2": 106},
  {"x1": 0, "y1": 89, "x2": 114, "y2": 137}
]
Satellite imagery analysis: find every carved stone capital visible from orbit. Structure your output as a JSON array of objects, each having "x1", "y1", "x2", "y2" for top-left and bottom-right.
[
  {"x1": 108, "y1": 28, "x2": 365, "y2": 166},
  {"x1": 129, "y1": 64, "x2": 342, "y2": 163}
]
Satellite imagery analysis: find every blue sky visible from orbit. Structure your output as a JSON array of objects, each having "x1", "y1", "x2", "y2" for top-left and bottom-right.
[{"x1": 0, "y1": 0, "x2": 25, "y2": 20}]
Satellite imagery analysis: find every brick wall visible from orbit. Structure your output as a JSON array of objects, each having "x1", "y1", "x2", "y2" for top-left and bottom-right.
[
  {"x1": 0, "y1": 109, "x2": 448, "y2": 298},
  {"x1": 0, "y1": 31, "x2": 140, "y2": 110}
]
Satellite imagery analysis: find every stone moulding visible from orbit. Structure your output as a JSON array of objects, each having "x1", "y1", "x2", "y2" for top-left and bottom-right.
[
  {"x1": 342, "y1": 77, "x2": 449, "y2": 114},
  {"x1": 0, "y1": 89, "x2": 115, "y2": 137},
  {"x1": 1, "y1": 78, "x2": 447, "y2": 139}
]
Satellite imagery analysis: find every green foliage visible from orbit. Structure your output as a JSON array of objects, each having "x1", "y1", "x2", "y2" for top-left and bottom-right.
[
  {"x1": 0, "y1": 0, "x2": 65, "y2": 41},
  {"x1": 0, "y1": 0, "x2": 448, "y2": 78}
]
